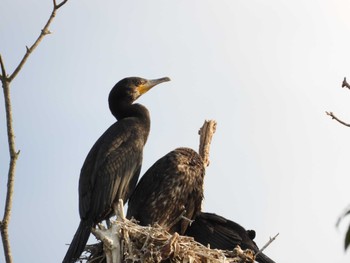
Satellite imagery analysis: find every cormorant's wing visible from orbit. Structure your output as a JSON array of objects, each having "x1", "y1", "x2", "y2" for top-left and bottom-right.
[
  {"x1": 126, "y1": 153, "x2": 172, "y2": 225},
  {"x1": 186, "y1": 212, "x2": 244, "y2": 250},
  {"x1": 186, "y1": 212, "x2": 276, "y2": 263},
  {"x1": 79, "y1": 119, "x2": 143, "y2": 222}
]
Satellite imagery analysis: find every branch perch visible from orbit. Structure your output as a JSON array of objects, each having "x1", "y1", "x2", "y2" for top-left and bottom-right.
[{"x1": 91, "y1": 223, "x2": 122, "y2": 263}]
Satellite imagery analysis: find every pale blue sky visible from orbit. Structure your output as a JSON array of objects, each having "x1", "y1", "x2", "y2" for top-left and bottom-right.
[{"x1": 1, "y1": 0, "x2": 350, "y2": 262}]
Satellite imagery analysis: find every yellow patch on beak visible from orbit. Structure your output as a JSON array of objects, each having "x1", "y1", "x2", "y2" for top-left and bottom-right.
[
  {"x1": 136, "y1": 77, "x2": 170, "y2": 95},
  {"x1": 137, "y1": 84, "x2": 152, "y2": 95}
]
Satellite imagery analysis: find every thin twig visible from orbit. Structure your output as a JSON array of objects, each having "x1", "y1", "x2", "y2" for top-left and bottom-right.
[
  {"x1": 8, "y1": 0, "x2": 69, "y2": 82},
  {"x1": 167, "y1": 210, "x2": 187, "y2": 231},
  {"x1": 0, "y1": 55, "x2": 7, "y2": 81},
  {"x1": 54, "y1": 0, "x2": 69, "y2": 9},
  {"x1": 198, "y1": 120, "x2": 217, "y2": 167},
  {"x1": 342, "y1": 77, "x2": 350, "y2": 90},
  {"x1": 325, "y1": 111, "x2": 350, "y2": 127},
  {"x1": 255, "y1": 233, "x2": 279, "y2": 257}
]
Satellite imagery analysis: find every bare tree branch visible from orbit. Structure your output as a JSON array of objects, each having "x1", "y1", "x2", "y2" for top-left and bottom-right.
[
  {"x1": 0, "y1": 79, "x2": 19, "y2": 263},
  {"x1": 342, "y1": 77, "x2": 350, "y2": 90},
  {"x1": 326, "y1": 77, "x2": 350, "y2": 127},
  {"x1": 198, "y1": 120, "x2": 217, "y2": 167},
  {"x1": 8, "y1": 0, "x2": 69, "y2": 82},
  {"x1": 0, "y1": 1, "x2": 69, "y2": 262},
  {"x1": 325, "y1": 111, "x2": 350, "y2": 127}
]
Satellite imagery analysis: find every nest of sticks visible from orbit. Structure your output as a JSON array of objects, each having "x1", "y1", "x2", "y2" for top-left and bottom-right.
[{"x1": 80, "y1": 200, "x2": 256, "y2": 263}]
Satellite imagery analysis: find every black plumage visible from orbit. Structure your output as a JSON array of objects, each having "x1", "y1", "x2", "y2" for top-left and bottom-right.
[
  {"x1": 127, "y1": 147, "x2": 205, "y2": 235},
  {"x1": 185, "y1": 212, "x2": 276, "y2": 263},
  {"x1": 63, "y1": 76, "x2": 170, "y2": 263}
]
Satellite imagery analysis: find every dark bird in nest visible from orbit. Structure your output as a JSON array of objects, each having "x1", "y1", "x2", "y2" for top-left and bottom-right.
[
  {"x1": 127, "y1": 147, "x2": 205, "y2": 235},
  {"x1": 63, "y1": 76, "x2": 170, "y2": 263},
  {"x1": 185, "y1": 212, "x2": 276, "y2": 263}
]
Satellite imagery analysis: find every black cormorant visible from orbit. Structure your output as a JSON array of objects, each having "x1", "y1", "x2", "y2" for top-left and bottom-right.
[
  {"x1": 126, "y1": 147, "x2": 205, "y2": 235},
  {"x1": 185, "y1": 212, "x2": 276, "y2": 263},
  {"x1": 63, "y1": 76, "x2": 170, "y2": 263}
]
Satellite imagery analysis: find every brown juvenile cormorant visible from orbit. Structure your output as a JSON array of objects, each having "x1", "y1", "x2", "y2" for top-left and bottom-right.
[
  {"x1": 63, "y1": 76, "x2": 170, "y2": 263},
  {"x1": 126, "y1": 147, "x2": 205, "y2": 235},
  {"x1": 185, "y1": 212, "x2": 276, "y2": 263}
]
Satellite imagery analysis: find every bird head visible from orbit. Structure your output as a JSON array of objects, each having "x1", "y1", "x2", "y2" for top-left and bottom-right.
[
  {"x1": 108, "y1": 76, "x2": 170, "y2": 120},
  {"x1": 109, "y1": 77, "x2": 171, "y2": 105}
]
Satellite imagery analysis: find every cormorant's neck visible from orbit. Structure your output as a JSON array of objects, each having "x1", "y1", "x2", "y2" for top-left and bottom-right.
[
  {"x1": 112, "y1": 102, "x2": 150, "y2": 142},
  {"x1": 112, "y1": 102, "x2": 150, "y2": 129}
]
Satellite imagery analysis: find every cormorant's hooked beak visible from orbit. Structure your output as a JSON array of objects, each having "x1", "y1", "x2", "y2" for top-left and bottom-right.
[{"x1": 137, "y1": 77, "x2": 171, "y2": 95}]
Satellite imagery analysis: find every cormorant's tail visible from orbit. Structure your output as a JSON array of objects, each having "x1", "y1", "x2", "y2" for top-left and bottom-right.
[
  {"x1": 62, "y1": 219, "x2": 93, "y2": 263},
  {"x1": 256, "y1": 252, "x2": 276, "y2": 263}
]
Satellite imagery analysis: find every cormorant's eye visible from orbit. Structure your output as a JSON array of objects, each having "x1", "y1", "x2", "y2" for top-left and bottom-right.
[{"x1": 134, "y1": 79, "x2": 143, "y2": 86}]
